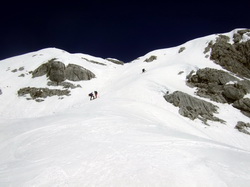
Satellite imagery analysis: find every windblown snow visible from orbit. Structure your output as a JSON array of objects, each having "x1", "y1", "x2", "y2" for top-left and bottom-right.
[{"x1": 0, "y1": 29, "x2": 250, "y2": 187}]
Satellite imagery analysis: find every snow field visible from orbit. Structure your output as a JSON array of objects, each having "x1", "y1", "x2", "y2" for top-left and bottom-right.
[{"x1": 0, "y1": 29, "x2": 250, "y2": 186}]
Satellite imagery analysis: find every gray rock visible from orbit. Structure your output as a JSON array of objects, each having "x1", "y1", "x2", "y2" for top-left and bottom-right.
[
  {"x1": 235, "y1": 121, "x2": 250, "y2": 135},
  {"x1": 65, "y1": 64, "x2": 96, "y2": 81},
  {"x1": 106, "y1": 58, "x2": 124, "y2": 65},
  {"x1": 48, "y1": 60, "x2": 66, "y2": 83},
  {"x1": 164, "y1": 91, "x2": 224, "y2": 124},
  {"x1": 32, "y1": 59, "x2": 53, "y2": 78},
  {"x1": 144, "y1": 55, "x2": 157, "y2": 63},
  {"x1": 233, "y1": 98, "x2": 250, "y2": 117},
  {"x1": 18, "y1": 87, "x2": 70, "y2": 100},
  {"x1": 178, "y1": 47, "x2": 186, "y2": 53},
  {"x1": 32, "y1": 58, "x2": 95, "y2": 83},
  {"x1": 82, "y1": 57, "x2": 107, "y2": 66},
  {"x1": 222, "y1": 85, "x2": 245, "y2": 102},
  {"x1": 187, "y1": 68, "x2": 242, "y2": 103},
  {"x1": 209, "y1": 31, "x2": 250, "y2": 78}
]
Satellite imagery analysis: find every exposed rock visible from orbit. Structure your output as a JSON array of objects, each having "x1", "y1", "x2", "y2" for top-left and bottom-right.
[
  {"x1": 222, "y1": 85, "x2": 245, "y2": 102},
  {"x1": 32, "y1": 58, "x2": 95, "y2": 83},
  {"x1": 187, "y1": 68, "x2": 243, "y2": 103},
  {"x1": 144, "y1": 55, "x2": 157, "y2": 62},
  {"x1": 203, "y1": 41, "x2": 213, "y2": 54},
  {"x1": 65, "y1": 64, "x2": 96, "y2": 81},
  {"x1": 209, "y1": 31, "x2": 250, "y2": 78},
  {"x1": 48, "y1": 60, "x2": 66, "y2": 83},
  {"x1": 32, "y1": 58, "x2": 53, "y2": 78},
  {"x1": 18, "y1": 87, "x2": 70, "y2": 100},
  {"x1": 106, "y1": 58, "x2": 124, "y2": 65},
  {"x1": 164, "y1": 91, "x2": 224, "y2": 124},
  {"x1": 178, "y1": 47, "x2": 186, "y2": 53},
  {"x1": 233, "y1": 98, "x2": 250, "y2": 117},
  {"x1": 82, "y1": 57, "x2": 106, "y2": 66},
  {"x1": 233, "y1": 29, "x2": 250, "y2": 43},
  {"x1": 235, "y1": 121, "x2": 250, "y2": 135}
]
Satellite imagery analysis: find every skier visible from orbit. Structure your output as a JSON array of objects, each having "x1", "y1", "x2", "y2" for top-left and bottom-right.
[
  {"x1": 94, "y1": 91, "x2": 98, "y2": 99},
  {"x1": 88, "y1": 92, "x2": 94, "y2": 100},
  {"x1": 142, "y1": 68, "x2": 146, "y2": 73}
]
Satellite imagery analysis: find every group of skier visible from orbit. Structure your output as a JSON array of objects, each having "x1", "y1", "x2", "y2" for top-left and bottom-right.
[
  {"x1": 88, "y1": 91, "x2": 98, "y2": 100},
  {"x1": 87, "y1": 69, "x2": 146, "y2": 101}
]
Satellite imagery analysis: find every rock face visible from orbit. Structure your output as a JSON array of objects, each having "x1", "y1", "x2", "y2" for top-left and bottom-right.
[
  {"x1": 186, "y1": 68, "x2": 249, "y2": 103},
  {"x1": 208, "y1": 30, "x2": 250, "y2": 78},
  {"x1": 164, "y1": 91, "x2": 224, "y2": 124},
  {"x1": 32, "y1": 58, "x2": 96, "y2": 83},
  {"x1": 48, "y1": 60, "x2": 66, "y2": 83},
  {"x1": 180, "y1": 29, "x2": 250, "y2": 130},
  {"x1": 18, "y1": 87, "x2": 70, "y2": 102},
  {"x1": 65, "y1": 64, "x2": 96, "y2": 81},
  {"x1": 235, "y1": 121, "x2": 250, "y2": 135},
  {"x1": 233, "y1": 98, "x2": 250, "y2": 117},
  {"x1": 187, "y1": 67, "x2": 250, "y2": 118},
  {"x1": 106, "y1": 58, "x2": 124, "y2": 65},
  {"x1": 20, "y1": 58, "x2": 95, "y2": 101}
]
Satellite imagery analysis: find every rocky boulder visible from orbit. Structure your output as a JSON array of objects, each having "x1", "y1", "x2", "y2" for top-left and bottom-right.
[
  {"x1": 233, "y1": 98, "x2": 250, "y2": 117},
  {"x1": 164, "y1": 91, "x2": 224, "y2": 124},
  {"x1": 48, "y1": 60, "x2": 66, "y2": 83},
  {"x1": 65, "y1": 64, "x2": 96, "y2": 81},
  {"x1": 186, "y1": 68, "x2": 246, "y2": 103},
  {"x1": 32, "y1": 58, "x2": 95, "y2": 83},
  {"x1": 144, "y1": 55, "x2": 157, "y2": 62},
  {"x1": 235, "y1": 121, "x2": 250, "y2": 135}
]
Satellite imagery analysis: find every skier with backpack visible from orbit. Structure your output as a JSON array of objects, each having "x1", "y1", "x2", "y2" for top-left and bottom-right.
[{"x1": 88, "y1": 92, "x2": 94, "y2": 100}]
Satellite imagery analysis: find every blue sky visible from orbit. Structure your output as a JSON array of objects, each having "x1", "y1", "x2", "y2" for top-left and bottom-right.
[{"x1": 0, "y1": 1, "x2": 249, "y2": 62}]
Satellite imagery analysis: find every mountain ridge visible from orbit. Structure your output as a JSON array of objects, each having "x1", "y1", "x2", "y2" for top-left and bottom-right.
[{"x1": 0, "y1": 28, "x2": 250, "y2": 186}]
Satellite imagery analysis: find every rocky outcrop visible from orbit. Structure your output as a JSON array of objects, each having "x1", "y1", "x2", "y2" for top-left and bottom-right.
[
  {"x1": 186, "y1": 68, "x2": 246, "y2": 103},
  {"x1": 233, "y1": 98, "x2": 250, "y2": 117},
  {"x1": 235, "y1": 121, "x2": 250, "y2": 135},
  {"x1": 65, "y1": 64, "x2": 96, "y2": 81},
  {"x1": 178, "y1": 47, "x2": 186, "y2": 53},
  {"x1": 32, "y1": 58, "x2": 95, "y2": 83},
  {"x1": 48, "y1": 60, "x2": 66, "y2": 83},
  {"x1": 18, "y1": 87, "x2": 70, "y2": 102},
  {"x1": 208, "y1": 29, "x2": 250, "y2": 78},
  {"x1": 187, "y1": 68, "x2": 250, "y2": 117},
  {"x1": 19, "y1": 58, "x2": 95, "y2": 101},
  {"x1": 106, "y1": 58, "x2": 124, "y2": 65},
  {"x1": 144, "y1": 55, "x2": 157, "y2": 62},
  {"x1": 164, "y1": 91, "x2": 224, "y2": 124}
]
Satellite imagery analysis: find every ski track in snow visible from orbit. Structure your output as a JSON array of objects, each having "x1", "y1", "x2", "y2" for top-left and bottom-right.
[{"x1": 0, "y1": 30, "x2": 250, "y2": 186}]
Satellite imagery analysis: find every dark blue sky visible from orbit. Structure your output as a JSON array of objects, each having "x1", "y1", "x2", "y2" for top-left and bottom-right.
[{"x1": 1, "y1": 1, "x2": 249, "y2": 62}]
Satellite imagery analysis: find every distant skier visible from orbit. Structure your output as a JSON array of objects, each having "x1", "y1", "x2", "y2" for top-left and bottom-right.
[
  {"x1": 88, "y1": 92, "x2": 94, "y2": 100},
  {"x1": 0, "y1": 88, "x2": 2, "y2": 95},
  {"x1": 142, "y1": 68, "x2": 146, "y2": 73},
  {"x1": 94, "y1": 91, "x2": 98, "y2": 99}
]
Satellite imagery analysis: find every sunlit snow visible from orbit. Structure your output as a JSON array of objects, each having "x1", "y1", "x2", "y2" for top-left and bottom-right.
[{"x1": 0, "y1": 29, "x2": 250, "y2": 187}]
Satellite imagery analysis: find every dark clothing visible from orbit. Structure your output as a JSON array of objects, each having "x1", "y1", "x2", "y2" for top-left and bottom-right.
[
  {"x1": 94, "y1": 91, "x2": 98, "y2": 99},
  {"x1": 89, "y1": 92, "x2": 94, "y2": 100}
]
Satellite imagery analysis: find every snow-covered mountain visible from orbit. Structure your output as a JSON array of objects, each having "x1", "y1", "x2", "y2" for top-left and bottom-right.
[{"x1": 0, "y1": 29, "x2": 250, "y2": 187}]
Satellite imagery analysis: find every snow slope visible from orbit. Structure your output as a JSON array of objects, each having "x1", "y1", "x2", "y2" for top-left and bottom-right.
[{"x1": 0, "y1": 29, "x2": 250, "y2": 187}]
